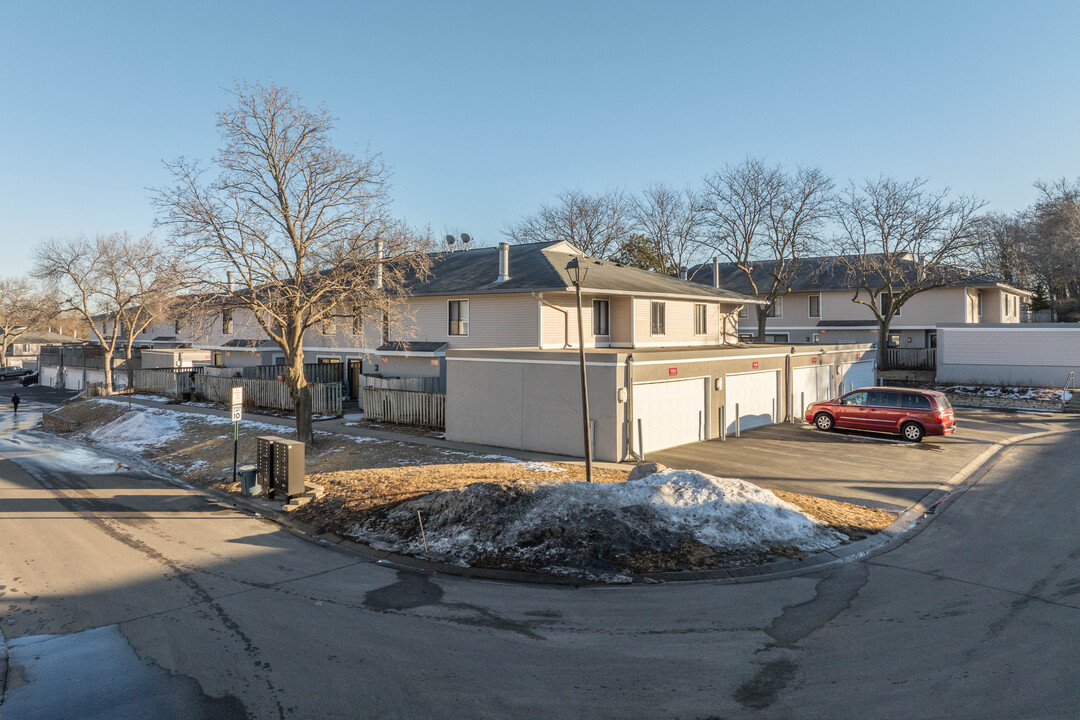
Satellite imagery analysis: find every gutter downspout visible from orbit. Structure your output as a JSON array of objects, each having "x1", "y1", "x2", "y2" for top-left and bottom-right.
[
  {"x1": 532, "y1": 293, "x2": 571, "y2": 348},
  {"x1": 625, "y1": 353, "x2": 643, "y2": 462}
]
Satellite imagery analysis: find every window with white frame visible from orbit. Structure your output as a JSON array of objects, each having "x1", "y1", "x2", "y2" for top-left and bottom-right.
[
  {"x1": 222, "y1": 309, "x2": 233, "y2": 334},
  {"x1": 592, "y1": 299, "x2": 609, "y2": 336},
  {"x1": 808, "y1": 294, "x2": 821, "y2": 318},
  {"x1": 976, "y1": 291, "x2": 984, "y2": 317},
  {"x1": 448, "y1": 300, "x2": 469, "y2": 336},
  {"x1": 738, "y1": 305, "x2": 749, "y2": 319},
  {"x1": 321, "y1": 318, "x2": 335, "y2": 335},
  {"x1": 352, "y1": 304, "x2": 363, "y2": 334},
  {"x1": 694, "y1": 303, "x2": 707, "y2": 335},
  {"x1": 650, "y1": 301, "x2": 666, "y2": 335},
  {"x1": 765, "y1": 296, "x2": 783, "y2": 318},
  {"x1": 878, "y1": 292, "x2": 902, "y2": 317}
]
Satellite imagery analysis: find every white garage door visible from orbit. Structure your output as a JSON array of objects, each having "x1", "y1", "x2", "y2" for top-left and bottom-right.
[
  {"x1": 792, "y1": 364, "x2": 834, "y2": 418},
  {"x1": 724, "y1": 370, "x2": 779, "y2": 434},
  {"x1": 840, "y1": 360, "x2": 876, "y2": 394},
  {"x1": 633, "y1": 378, "x2": 707, "y2": 454}
]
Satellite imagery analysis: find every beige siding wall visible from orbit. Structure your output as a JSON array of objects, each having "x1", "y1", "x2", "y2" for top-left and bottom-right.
[
  {"x1": 395, "y1": 294, "x2": 539, "y2": 349},
  {"x1": 632, "y1": 297, "x2": 726, "y2": 347},
  {"x1": 610, "y1": 295, "x2": 633, "y2": 346}
]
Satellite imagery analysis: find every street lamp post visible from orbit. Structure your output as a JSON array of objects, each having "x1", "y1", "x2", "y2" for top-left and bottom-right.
[{"x1": 564, "y1": 257, "x2": 593, "y2": 483}]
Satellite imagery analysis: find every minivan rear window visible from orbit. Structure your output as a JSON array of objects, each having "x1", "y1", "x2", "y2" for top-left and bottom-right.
[
  {"x1": 900, "y1": 393, "x2": 932, "y2": 410},
  {"x1": 935, "y1": 395, "x2": 952, "y2": 411}
]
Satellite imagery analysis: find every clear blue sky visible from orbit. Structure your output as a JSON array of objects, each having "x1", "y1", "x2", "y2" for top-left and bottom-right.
[{"x1": 2, "y1": 1, "x2": 1078, "y2": 274}]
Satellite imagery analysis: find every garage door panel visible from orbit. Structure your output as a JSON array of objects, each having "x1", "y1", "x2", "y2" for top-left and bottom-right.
[
  {"x1": 841, "y1": 360, "x2": 876, "y2": 394},
  {"x1": 633, "y1": 378, "x2": 707, "y2": 454},
  {"x1": 724, "y1": 370, "x2": 778, "y2": 434},
  {"x1": 792, "y1": 365, "x2": 834, "y2": 417}
]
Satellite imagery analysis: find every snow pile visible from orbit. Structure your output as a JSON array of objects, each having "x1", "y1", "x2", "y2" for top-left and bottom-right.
[
  {"x1": 350, "y1": 469, "x2": 843, "y2": 576},
  {"x1": 87, "y1": 410, "x2": 181, "y2": 451},
  {"x1": 937, "y1": 385, "x2": 1063, "y2": 401}
]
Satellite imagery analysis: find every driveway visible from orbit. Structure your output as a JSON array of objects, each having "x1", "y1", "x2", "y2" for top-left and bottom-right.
[{"x1": 647, "y1": 409, "x2": 1076, "y2": 511}]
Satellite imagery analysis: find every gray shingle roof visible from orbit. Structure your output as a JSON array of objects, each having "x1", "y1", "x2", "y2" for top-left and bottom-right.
[
  {"x1": 686, "y1": 255, "x2": 1028, "y2": 295},
  {"x1": 398, "y1": 242, "x2": 763, "y2": 303}
]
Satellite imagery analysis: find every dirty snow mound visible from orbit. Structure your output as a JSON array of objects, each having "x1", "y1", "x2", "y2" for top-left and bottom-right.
[
  {"x1": 87, "y1": 410, "x2": 181, "y2": 451},
  {"x1": 350, "y1": 469, "x2": 843, "y2": 575}
]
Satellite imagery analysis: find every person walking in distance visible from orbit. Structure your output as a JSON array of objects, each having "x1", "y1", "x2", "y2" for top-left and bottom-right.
[{"x1": 11, "y1": 392, "x2": 19, "y2": 414}]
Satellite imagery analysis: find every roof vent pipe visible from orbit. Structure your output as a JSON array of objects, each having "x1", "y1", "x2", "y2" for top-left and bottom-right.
[
  {"x1": 498, "y1": 242, "x2": 510, "y2": 283},
  {"x1": 375, "y1": 240, "x2": 384, "y2": 289},
  {"x1": 679, "y1": 266, "x2": 688, "y2": 281},
  {"x1": 713, "y1": 257, "x2": 720, "y2": 288},
  {"x1": 226, "y1": 271, "x2": 236, "y2": 292}
]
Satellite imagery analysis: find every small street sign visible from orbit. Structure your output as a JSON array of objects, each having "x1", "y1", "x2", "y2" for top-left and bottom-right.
[{"x1": 231, "y1": 386, "x2": 243, "y2": 422}]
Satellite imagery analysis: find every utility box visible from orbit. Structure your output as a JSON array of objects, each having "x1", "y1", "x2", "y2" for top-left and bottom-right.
[
  {"x1": 256, "y1": 435, "x2": 285, "y2": 497},
  {"x1": 272, "y1": 438, "x2": 306, "y2": 499}
]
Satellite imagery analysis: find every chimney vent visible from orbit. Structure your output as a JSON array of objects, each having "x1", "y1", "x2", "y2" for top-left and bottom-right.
[
  {"x1": 497, "y1": 242, "x2": 510, "y2": 283},
  {"x1": 679, "y1": 266, "x2": 688, "y2": 281},
  {"x1": 226, "y1": 271, "x2": 236, "y2": 292},
  {"x1": 713, "y1": 257, "x2": 720, "y2": 288},
  {"x1": 375, "y1": 241, "x2": 384, "y2": 289}
]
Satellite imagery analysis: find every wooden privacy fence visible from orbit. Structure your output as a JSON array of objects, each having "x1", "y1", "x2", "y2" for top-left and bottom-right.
[
  {"x1": 133, "y1": 368, "x2": 189, "y2": 397},
  {"x1": 362, "y1": 387, "x2": 445, "y2": 428},
  {"x1": 194, "y1": 375, "x2": 343, "y2": 416},
  {"x1": 883, "y1": 347, "x2": 936, "y2": 371}
]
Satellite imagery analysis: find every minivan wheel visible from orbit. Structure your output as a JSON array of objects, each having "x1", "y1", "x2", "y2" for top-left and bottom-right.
[
  {"x1": 901, "y1": 422, "x2": 924, "y2": 442},
  {"x1": 814, "y1": 413, "x2": 834, "y2": 431}
]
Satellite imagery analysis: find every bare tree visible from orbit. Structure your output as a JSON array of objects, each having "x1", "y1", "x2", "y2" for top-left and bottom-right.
[
  {"x1": 972, "y1": 211, "x2": 1030, "y2": 286},
  {"x1": 1026, "y1": 178, "x2": 1080, "y2": 306},
  {"x1": 832, "y1": 176, "x2": 986, "y2": 367},
  {"x1": 34, "y1": 233, "x2": 174, "y2": 394},
  {"x1": 154, "y1": 81, "x2": 430, "y2": 444},
  {"x1": 700, "y1": 158, "x2": 830, "y2": 341},
  {"x1": 503, "y1": 188, "x2": 630, "y2": 258},
  {"x1": 0, "y1": 277, "x2": 57, "y2": 368},
  {"x1": 628, "y1": 183, "x2": 704, "y2": 275}
]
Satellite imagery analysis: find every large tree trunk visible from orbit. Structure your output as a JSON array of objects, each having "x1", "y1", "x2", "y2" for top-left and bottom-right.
[
  {"x1": 0, "y1": 344, "x2": 8, "y2": 369},
  {"x1": 876, "y1": 317, "x2": 892, "y2": 371},
  {"x1": 103, "y1": 351, "x2": 114, "y2": 395},
  {"x1": 755, "y1": 306, "x2": 769, "y2": 342},
  {"x1": 287, "y1": 352, "x2": 315, "y2": 445}
]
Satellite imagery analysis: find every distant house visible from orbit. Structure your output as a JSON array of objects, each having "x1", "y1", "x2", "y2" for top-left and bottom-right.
[
  {"x1": 686, "y1": 255, "x2": 1033, "y2": 351},
  {"x1": 2, "y1": 329, "x2": 83, "y2": 370}
]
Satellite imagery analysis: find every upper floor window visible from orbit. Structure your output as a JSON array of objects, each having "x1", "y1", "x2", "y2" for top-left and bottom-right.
[
  {"x1": 976, "y1": 291, "x2": 984, "y2": 317},
  {"x1": 352, "y1": 304, "x2": 363, "y2": 335},
  {"x1": 321, "y1": 318, "x2": 335, "y2": 335},
  {"x1": 592, "y1": 299, "x2": 609, "y2": 336},
  {"x1": 174, "y1": 319, "x2": 182, "y2": 335},
  {"x1": 738, "y1": 305, "x2": 749, "y2": 319},
  {"x1": 808, "y1": 294, "x2": 821, "y2": 318},
  {"x1": 766, "y1": 297, "x2": 783, "y2": 318},
  {"x1": 694, "y1": 303, "x2": 707, "y2": 335},
  {"x1": 382, "y1": 309, "x2": 391, "y2": 343},
  {"x1": 448, "y1": 300, "x2": 469, "y2": 336},
  {"x1": 650, "y1": 301, "x2": 666, "y2": 336},
  {"x1": 222, "y1": 309, "x2": 233, "y2": 335},
  {"x1": 878, "y1": 292, "x2": 901, "y2": 317}
]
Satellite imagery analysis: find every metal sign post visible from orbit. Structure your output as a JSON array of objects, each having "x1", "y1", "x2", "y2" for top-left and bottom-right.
[{"x1": 231, "y1": 386, "x2": 243, "y2": 485}]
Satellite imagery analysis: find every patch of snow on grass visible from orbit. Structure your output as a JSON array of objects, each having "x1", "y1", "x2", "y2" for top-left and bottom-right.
[
  {"x1": 523, "y1": 461, "x2": 566, "y2": 473},
  {"x1": 87, "y1": 410, "x2": 181, "y2": 451},
  {"x1": 351, "y1": 469, "x2": 843, "y2": 574}
]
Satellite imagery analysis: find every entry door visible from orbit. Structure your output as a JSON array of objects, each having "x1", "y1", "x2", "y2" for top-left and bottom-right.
[
  {"x1": 632, "y1": 378, "x2": 708, "y2": 454},
  {"x1": 840, "y1": 360, "x2": 876, "y2": 395},
  {"x1": 348, "y1": 359, "x2": 363, "y2": 400},
  {"x1": 792, "y1": 364, "x2": 834, "y2": 418},
  {"x1": 724, "y1": 370, "x2": 779, "y2": 434}
]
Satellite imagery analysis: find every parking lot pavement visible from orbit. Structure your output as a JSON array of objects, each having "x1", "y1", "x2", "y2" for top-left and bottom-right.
[
  {"x1": 0, "y1": 379, "x2": 78, "y2": 406},
  {"x1": 647, "y1": 409, "x2": 1078, "y2": 512}
]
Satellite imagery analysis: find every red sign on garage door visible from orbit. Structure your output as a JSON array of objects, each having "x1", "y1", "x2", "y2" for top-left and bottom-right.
[{"x1": 669, "y1": 367, "x2": 678, "y2": 376}]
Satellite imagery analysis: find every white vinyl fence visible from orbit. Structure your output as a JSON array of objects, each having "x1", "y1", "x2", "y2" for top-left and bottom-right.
[
  {"x1": 362, "y1": 387, "x2": 445, "y2": 428},
  {"x1": 132, "y1": 368, "x2": 189, "y2": 397}
]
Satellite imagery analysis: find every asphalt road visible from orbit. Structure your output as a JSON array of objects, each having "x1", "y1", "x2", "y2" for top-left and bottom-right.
[
  {"x1": 1, "y1": 407, "x2": 1078, "y2": 719},
  {"x1": 649, "y1": 408, "x2": 1073, "y2": 511}
]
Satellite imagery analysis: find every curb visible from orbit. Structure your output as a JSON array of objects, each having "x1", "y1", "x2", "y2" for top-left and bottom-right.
[{"x1": 41, "y1": 401, "x2": 1080, "y2": 588}]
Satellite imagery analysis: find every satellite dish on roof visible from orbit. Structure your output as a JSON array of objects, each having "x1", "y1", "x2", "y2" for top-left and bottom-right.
[
  {"x1": 445, "y1": 234, "x2": 456, "y2": 247},
  {"x1": 460, "y1": 233, "x2": 472, "y2": 248}
]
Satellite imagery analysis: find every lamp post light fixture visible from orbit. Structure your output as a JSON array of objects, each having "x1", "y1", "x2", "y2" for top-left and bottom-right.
[{"x1": 564, "y1": 257, "x2": 593, "y2": 483}]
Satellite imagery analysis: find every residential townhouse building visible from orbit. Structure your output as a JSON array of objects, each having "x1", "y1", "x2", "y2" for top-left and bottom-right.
[{"x1": 686, "y1": 256, "x2": 1032, "y2": 351}]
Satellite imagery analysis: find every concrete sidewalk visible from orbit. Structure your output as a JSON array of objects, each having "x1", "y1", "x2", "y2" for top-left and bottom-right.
[{"x1": 106, "y1": 394, "x2": 627, "y2": 468}]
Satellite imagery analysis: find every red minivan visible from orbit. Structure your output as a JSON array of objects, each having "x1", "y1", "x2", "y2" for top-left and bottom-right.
[{"x1": 804, "y1": 387, "x2": 955, "y2": 442}]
